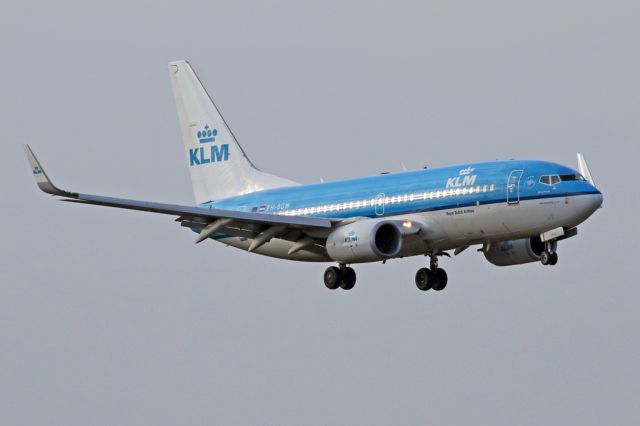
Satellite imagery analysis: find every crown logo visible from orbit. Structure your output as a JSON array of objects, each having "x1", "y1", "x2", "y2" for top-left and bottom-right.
[
  {"x1": 33, "y1": 166, "x2": 43, "y2": 175},
  {"x1": 197, "y1": 124, "x2": 218, "y2": 144}
]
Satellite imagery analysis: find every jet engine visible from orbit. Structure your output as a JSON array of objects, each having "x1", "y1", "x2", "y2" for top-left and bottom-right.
[
  {"x1": 326, "y1": 219, "x2": 403, "y2": 263},
  {"x1": 483, "y1": 238, "x2": 548, "y2": 266}
]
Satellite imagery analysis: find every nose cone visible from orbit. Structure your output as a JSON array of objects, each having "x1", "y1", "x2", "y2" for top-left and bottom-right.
[
  {"x1": 575, "y1": 186, "x2": 603, "y2": 221},
  {"x1": 589, "y1": 191, "x2": 604, "y2": 211},
  {"x1": 590, "y1": 181, "x2": 603, "y2": 207}
]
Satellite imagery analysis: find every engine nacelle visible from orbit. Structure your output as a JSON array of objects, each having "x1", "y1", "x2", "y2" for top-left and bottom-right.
[
  {"x1": 326, "y1": 219, "x2": 403, "y2": 263},
  {"x1": 484, "y1": 238, "x2": 547, "y2": 266}
]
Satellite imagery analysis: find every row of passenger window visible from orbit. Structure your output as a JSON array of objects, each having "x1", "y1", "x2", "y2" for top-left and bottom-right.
[{"x1": 277, "y1": 184, "x2": 496, "y2": 216}]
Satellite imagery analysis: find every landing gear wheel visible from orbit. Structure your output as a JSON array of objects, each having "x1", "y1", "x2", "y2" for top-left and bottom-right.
[
  {"x1": 340, "y1": 267, "x2": 357, "y2": 290},
  {"x1": 415, "y1": 268, "x2": 432, "y2": 291},
  {"x1": 432, "y1": 268, "x2": 448, "y2": 291},
  {"x1": 540, "y1": 251, "x2": 552, "y2": 265},
  {"x1": 324, "y1": 266, "x2": 342, "y2": 290},
  {"x1": 549, "y1": 252, "x2": 558, "y2": 266}
]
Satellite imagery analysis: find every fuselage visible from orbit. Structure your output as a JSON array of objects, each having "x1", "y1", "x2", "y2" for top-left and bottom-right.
[{"x1": 202, "y1": 160, "x2": 603, "y2": 262}]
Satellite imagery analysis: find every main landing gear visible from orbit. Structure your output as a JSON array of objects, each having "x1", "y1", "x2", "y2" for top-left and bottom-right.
[
  {"x1": 324, "y1": 264, "x2": 357, "y2": 290},
  {"x1": 540, "y1": 240, "x2": 559, "y2": 266},
  {"x1": 415, "y1": 253, "x2": 448, "y2": 292}
]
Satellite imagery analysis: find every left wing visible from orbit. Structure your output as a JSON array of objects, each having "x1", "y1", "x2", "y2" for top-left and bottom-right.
[{"x1": 23, "y1": 145, "x2": 334, "y2": 251}]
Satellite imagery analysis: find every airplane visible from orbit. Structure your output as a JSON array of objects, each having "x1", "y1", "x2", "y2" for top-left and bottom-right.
[{"x1": 24, "y1": 60, "x2": 604, "y2": 292}]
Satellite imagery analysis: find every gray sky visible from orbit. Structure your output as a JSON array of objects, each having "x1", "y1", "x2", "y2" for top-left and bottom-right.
[{"x1": 1, "y1": 1, "x2": 639, "y2": 424}]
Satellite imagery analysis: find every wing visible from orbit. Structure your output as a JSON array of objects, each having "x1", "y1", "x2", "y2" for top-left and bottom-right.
[{"x1": 23, "y1": 145, "x2": 334, "y2": 252}]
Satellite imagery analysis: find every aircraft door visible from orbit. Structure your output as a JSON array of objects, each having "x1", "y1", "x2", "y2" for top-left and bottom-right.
[
  {"x1": 507, "y1": 170, "x2": 524, "y2": 205},
  {"x1": 374, "y1": 193, "x2": 385, "y2": 216}
]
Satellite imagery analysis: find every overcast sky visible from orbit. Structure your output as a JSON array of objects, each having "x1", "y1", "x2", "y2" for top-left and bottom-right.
[{"x1": 1, "y1": 1, "x2": 639, "y2": 425}]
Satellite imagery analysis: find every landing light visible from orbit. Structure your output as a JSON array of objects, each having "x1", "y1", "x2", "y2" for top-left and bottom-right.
[{"x1": 403, "y1": 220, "x2": 413, "y2": 228}]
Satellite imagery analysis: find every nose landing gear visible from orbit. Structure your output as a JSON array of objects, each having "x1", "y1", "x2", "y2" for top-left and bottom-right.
[
  {"x1": 540, "y1": 251, "x2": 558, "y2": 265},
  {"x1": 415, "y1": 253, "x2": 448, "y2": 292},
  {"x1": 324, "y1": 264, "x2": 357, "y2": 290},
  {"x1": 540, "y1": 240, "x2": 559, "y2": 266}
]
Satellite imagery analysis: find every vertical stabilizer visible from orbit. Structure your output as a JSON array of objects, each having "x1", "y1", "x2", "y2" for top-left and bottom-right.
[{"x1": 168, "y1": 60, "x2": 297, "y2": 204}]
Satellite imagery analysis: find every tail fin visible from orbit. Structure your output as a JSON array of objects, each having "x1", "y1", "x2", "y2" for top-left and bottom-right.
[{"x1": 168, "y1": 60, "x2": 297, "y2": 204}]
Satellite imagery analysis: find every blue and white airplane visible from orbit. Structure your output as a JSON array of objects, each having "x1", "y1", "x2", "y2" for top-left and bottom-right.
[{"x1": 24, "y1": 61, "x2": 603, "y2": 291}]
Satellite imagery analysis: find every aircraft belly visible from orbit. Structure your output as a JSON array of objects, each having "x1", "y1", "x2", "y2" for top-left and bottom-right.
[
  {"x1": 213, "y1": 195, "x2": 596, "y2": 263},
  {"x1": 428, "y1": 204, "x2": 504, "y2": 244}
]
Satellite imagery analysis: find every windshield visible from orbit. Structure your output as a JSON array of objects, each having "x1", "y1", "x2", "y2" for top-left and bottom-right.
[
  {"x1": 559, "y1": 174, "x2": 586, "y2": 182},
  {"x1": 540, "y1": 174, "x2": 585, "y2": 185}
]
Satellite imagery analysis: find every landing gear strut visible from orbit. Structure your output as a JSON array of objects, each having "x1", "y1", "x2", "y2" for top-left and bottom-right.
[
  {"x1": 540, "y1": 240, "x2": 559, "y2": 266},
  {"x1": 324, "y1": 264, "x2": 356, "y2": 290},
  {"x1": 415, "y1": 253, "x2": 448, "y2": 291}
]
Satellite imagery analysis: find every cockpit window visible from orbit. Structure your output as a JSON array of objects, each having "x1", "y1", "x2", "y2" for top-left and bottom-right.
[
  {"x1": 559, "y1": 174, "x2": 586, "y2": 182},
  {"x1": 540, "y1": 175, "x2": 561, "y2": 185}
]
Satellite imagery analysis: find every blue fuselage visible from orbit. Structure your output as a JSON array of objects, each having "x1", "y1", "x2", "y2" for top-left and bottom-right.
[{"x1": 206, "y1": 160, "x2": 601, "y2": 220}]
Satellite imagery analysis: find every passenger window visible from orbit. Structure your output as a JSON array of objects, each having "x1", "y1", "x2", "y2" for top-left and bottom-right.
[{"x1": 540, "y1": 176, "x2": 550, "y2": 185}]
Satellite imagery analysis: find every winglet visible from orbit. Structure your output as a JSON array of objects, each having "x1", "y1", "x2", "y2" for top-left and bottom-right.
[
  {"x1": 576, "y1": 153, "x2": 595, "y2": 186},
  {"x1": 23, "y1": 145, "x2": 75, "y2": 197}
]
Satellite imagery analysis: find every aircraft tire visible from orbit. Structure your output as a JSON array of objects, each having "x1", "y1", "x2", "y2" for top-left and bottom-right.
[
  {"x1": 540, "y1": 251, "x2": 552, "y2": 265},
  {"x1": 324, "y1": 266, "x2": 342, "y2": 290},
  {"x1": 432, "y1": 268, "x2": 448, "y2": 291},
  {"x1": 340, "y1": 267, "x2": 357, "y2": 290},
  {"x1": 415, "y1": 268, "x2": 432, "y2": 291}
]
